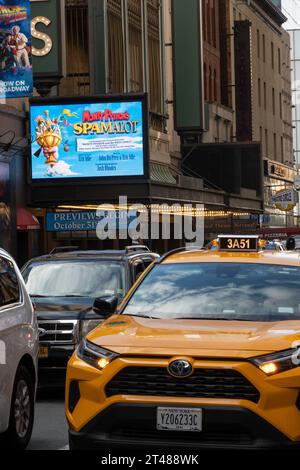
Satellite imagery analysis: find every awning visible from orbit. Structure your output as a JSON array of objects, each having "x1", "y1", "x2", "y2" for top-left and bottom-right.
[
  {"x1": 150, "y1": 162, "x2": 177, "y2": 185},
  {"x1": 17, "y1": 207, "x2": 40, "y2": 231}
]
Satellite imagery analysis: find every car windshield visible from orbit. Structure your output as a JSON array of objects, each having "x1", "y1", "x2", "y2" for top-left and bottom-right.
[
  {"x1": 123, "y1": 262, "x2": 300, "y2": 322},
  {"x1": 23, "y1": 260, "x2": 125, "y2": 298}
]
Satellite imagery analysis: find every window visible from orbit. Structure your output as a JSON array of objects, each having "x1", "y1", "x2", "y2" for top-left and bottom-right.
[
  {"x1": 107, "y1": 0, "x2": 165, "y2": 123},
  {"x1": 272, "y1": 87, "x2": 275, "y2": 115},
  {"x1": 0, "y1": 257, "x2": 20, "y2": 308},
  {"x1": 207, "y1": 0, "x2": 211, "y2": 44},
  {"x1": 148, "y1": 0, "x2": 163, "y2": 114},
  {"x1": 204, "y1": 62, "x2": 207, "y2": 100},
  {"x1": 271, "y1": 41, "x2": 274, "y2": 69},
  {"x1": 258, "y1": 78, "x2": 261, "y2": 107},
  {"x1": 59, "y1": 0, "x2": 90, "y2": 96},
  {"x1": 281, "y1": 136, "x2": 284, "y2": 161},
  {"x1": 213, "y1": 68, "x2": 217, "y2": 101},
  {"x1": 262, "y1": 34, "x2": 266, "y2": 62},
  {"x1": 209, "y1": 66, "x2": 213, "y2": 101},
  {"x1": 265, "y1": 129, "x2": 269, "y2": 155},
  {"x1": 23, "y1": 261, "x2": 125, "y2": 298},
  {"x1": 273, "y1": 133, "x2": 277, "y2": 159},
  {"x1": 212, "y1": 0, "x2": 216, "y2": 47},
  {"x1": 129, "y1": 0, "x2": 143, "y2": 92},
  {"x1": 279, "y1": 92, "x2": 282, "y2": 118},
  {"x1": 264, "y1": 82, "x2": 267, "y2": 110},
  {"x1": 257, "y1": 29, "x2": 260, "y2": 58},
  {"x1": 278, "y1": 48, "x2": 281, "y2": 74},
  {"x1": 203, "y1": 1, "x2": 207, "y2": 41},
  {"x1": 107, "y1": 0, "x2": 124, "y2": 93},
  {"x1": 259, "y1": 126, "x2": 263, "y2": 143}
]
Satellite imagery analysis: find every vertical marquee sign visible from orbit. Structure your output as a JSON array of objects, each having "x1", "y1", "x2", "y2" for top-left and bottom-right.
[
  {"x1": 30, "y1": 0, "x2": 65, "y2": 83},
  {"x1": 0, "y1": 0, "x2": 33, "y2": 98},
  {"x1": 234, "y1": 20, "x2": 253, "y2": 142}
]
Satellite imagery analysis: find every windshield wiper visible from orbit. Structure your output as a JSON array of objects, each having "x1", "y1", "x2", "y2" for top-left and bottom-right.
[
  {"x1": 62, "y1": 295, "x2": 85, "y2": 298},
  {"x1": 31, "y1": 294, "x2": 85, "y2": 298}
]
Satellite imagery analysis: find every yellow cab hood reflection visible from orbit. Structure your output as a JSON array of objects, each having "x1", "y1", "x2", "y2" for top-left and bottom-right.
[{"x1": 87, "y1": 315, "x2": 300, "y2": 358}]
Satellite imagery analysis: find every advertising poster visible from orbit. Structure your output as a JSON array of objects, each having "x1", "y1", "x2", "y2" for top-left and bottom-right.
[
  {"x1": 30, "y1": 98, "x2": 146, "y2": 179},
  {"x1": 0, "y1": 0, "x2": 32, "y2": 98}
]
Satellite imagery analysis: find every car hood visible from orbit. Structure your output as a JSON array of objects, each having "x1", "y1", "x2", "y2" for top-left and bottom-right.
[
  {"x1": 87, "y1": 315, "x2": 300, "y2": 358},
  {"x1": 33, "y1": 297, "x2": 100, "y2": 320}
]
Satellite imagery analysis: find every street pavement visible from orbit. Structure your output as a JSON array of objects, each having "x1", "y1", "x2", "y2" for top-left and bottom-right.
[{"x1": 28, "y1": 388, "x2": 68, "y2": 450}]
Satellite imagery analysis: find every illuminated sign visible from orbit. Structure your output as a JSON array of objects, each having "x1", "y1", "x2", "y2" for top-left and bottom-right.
[
  {"x1": 30, "y1": 95, "x2": 148, "y2": 180},
  {"x1": 31, "y1": 16, "x2": 53, "y2": 57},
  {"x1": 218, "y1": 235, "x2": 259, "y2": 252},
  {"x1": 30, "y1": 0, "x2": 64, "y2": 77}
]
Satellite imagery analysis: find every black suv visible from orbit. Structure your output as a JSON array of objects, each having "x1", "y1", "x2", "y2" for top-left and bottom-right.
[{"x1": 22, "y1": 246, "x2": 159, "y2": 386}]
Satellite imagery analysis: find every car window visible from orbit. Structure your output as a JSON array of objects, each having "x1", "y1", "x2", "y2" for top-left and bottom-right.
[
  {"x1": 23, "y1": 260, "x2": 125, "y2": 298},
  {"x1": 0, "y1": 257, "x2": 20, "y2": 308},
  {"x1": 123, "y1": 262, "x2": 300, "y2": 322}
]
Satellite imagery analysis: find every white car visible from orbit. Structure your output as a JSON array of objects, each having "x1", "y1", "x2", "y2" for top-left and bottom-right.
[{"x1": 0, "y1": 249, "x2": 38, "y2": 449}]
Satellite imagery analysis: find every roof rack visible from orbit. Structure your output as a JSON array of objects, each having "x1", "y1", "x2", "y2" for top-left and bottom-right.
[
  {"x1": 159, "y1": 246, "x2": 204, "y2": 263},
  {"x1": 49, "y1": 246, "x2": 79, "y2": 255},
  {"x1": 125, "y1": 245, "x2": 150, "y2": 254}
]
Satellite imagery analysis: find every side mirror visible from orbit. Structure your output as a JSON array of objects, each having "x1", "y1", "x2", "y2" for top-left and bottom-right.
[{"x1": 93, "y1": 295, "x2": 118, "y2": 316}]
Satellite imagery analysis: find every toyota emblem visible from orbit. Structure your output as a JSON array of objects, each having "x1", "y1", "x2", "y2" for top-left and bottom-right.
[{"x1": 168, "y1": 359, "x2": 193, "y2": 378}]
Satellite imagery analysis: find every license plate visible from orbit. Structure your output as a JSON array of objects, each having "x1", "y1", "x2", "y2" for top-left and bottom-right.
[
  {"x1": 38, "y1": 346, "x2": 49, "y2": 359},
  {"x1": 157, "y1": 407, "x2": 202, "y2": 432}
]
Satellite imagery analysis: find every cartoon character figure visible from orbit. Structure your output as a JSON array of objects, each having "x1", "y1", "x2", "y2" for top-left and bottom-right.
[
  {"x1": 11, "y1": 25, "x2": 30, "y2": 70},
  {"x1": 35, "y1": 110, "x2": 62, "y2": 168}
]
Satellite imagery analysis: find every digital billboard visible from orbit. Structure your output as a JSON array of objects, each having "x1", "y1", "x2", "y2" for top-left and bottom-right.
[{"x1": 30, "y1": 95, "x2": 148, "y2": 180}]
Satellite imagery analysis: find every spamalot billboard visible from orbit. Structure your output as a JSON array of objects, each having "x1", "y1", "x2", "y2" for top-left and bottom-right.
[{"x1": 30, "y1": 95, "x2": 148, "y2": 180}]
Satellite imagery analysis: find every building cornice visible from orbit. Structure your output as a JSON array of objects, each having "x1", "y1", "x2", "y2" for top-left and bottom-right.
[{"x1": 254, "y1": 0, "x2": 287, "y2": 26}]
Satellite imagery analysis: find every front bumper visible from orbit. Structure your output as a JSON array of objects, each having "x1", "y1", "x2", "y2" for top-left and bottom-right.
[
  {"x1": 68, "y1": 403, "x2": 300, "y2": 450},
  {"x1": 66, "y1": 354, "x2": 300, "y2": 449}
]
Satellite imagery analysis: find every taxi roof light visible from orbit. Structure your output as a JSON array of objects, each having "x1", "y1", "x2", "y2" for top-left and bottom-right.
[{"x1": 218, "y1": 235, "x2": 259, "y2": 252}]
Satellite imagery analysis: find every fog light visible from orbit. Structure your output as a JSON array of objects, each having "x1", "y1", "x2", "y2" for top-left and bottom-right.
[
  {"x1": 259, "y1": 362, "x2": 278, "y2": 375},
  {"x1": 98, "y1": 358, "x2": 110, "y2": 370}
]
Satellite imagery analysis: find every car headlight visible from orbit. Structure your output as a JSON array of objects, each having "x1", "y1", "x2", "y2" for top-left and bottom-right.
[
  {"x1": 250, "y1": 348, "x2": 300, "y2": 376},
  {"x1": 75, "y1": 319, "x2": 103, "y2": 344},
  {"x1": 77, "y1": 338, "x2": 119, "y2": 370}
]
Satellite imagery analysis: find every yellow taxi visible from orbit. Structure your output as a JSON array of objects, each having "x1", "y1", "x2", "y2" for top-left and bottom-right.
[{"x1": 66, "y1": 235, "x2": 300, "y2": 450}]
